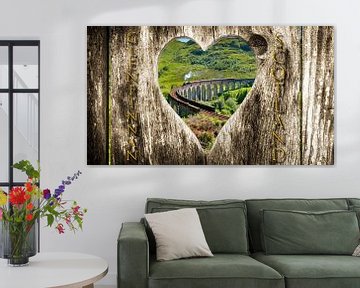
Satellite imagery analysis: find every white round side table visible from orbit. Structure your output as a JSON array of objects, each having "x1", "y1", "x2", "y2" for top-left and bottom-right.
[{"x1": 0, "y1": 252, "x2": 108, "y2": 288}]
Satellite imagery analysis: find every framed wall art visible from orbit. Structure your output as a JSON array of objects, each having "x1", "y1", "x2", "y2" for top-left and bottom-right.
[{"x1": 87, "y1": 26, "x2": 334, "y2": 165}]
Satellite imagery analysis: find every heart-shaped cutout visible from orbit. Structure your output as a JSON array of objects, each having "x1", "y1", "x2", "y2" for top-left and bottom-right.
[{"x1": 158, "y1": 36, "x2": 257, "y2": 150}]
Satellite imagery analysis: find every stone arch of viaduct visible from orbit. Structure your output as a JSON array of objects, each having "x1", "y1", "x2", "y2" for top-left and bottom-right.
[
  {"x1": 176, "y1": 78, "x2": 254, "y2": 102},
  {"x1": 168, "y1": 78, "x2": 254, "y2": 118}
]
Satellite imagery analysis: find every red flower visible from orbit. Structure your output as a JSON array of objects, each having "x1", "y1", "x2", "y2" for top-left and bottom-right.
[
  {"x1": 26, "y1": 203, "x2": 34, "y2": 210},
  {"x1": 24, "y1": 193, "x2": 31, "y2": 200},
  {"x1": 72, "y1": 205, "x2": 80, "y2": 215},
  {"x1": 25, "y1": 182, "x2": 33, "y2": 192},
  {"x1": 56, "y1": 223, "x2": 65, "y2": 234},
  {"x1": 65, "y1": 214, "x2": 71, "y2": 225},
  {"x1": 9, "y1": 187, "x2": 26, "y2": 205},
  {"x1": 26, "y1": 214, "x2": 33, "y2": 221}
]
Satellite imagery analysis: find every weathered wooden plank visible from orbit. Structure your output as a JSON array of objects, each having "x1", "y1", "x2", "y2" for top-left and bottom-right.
[
  {"x1": 301, "y1": 26, "x2": 334, "y2": 165},
  {"x1": 110, "y1": 26, "x2": 206, "y2": 164},
  {"x1": 208, "y1": 26, "x2": 302, "y2": 165},
  {"x1": 87, "y1": 26, "x2": 108, "y2": 165}
]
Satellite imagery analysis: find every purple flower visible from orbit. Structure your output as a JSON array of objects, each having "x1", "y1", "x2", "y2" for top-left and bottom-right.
[
  {"x1": 54, "y1": 189, "x2": 63, "y2": 198},
  {"x1": 54, "y1": 170, "x2": 82, "y2": 199},
  {"x1": 43, "y1": 189, "x2": 51, "y2": 200}
]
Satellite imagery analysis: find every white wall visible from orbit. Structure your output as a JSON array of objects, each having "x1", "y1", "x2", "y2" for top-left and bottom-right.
[{"x1": 1, "y1": 0, "x2": 360, "y2": 286}]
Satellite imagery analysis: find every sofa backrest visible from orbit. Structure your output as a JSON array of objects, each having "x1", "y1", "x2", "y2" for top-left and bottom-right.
[
  {"x1": 245, "y1": 198, "x2": 350, "y2": 252},
  {"x1": 145, "y1": 198, "x2": 249, "y2": 255},
  {"x1": 348, "y1": 198, "x2": 360, "y2": 207}
]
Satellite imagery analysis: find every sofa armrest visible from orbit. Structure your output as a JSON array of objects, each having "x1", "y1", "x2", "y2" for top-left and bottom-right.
[{"x1": 118, "y1": 222, "x2": 149, "y2": 288}]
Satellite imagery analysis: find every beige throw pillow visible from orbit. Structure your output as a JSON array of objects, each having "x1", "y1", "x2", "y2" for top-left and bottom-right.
[
  {"x1": 145, "y1": 208, "x2": 213, "y2": 261},
  {"x1": 353, "y1": 244, "x2": 360, "y2": 256}
]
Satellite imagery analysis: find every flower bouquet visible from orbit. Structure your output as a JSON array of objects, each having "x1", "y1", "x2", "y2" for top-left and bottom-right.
[{"x1": 0, "y1": 160, "x2": 87, "y2": 266}]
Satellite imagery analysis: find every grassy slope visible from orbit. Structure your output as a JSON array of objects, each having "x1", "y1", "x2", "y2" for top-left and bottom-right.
[{"x1": 158, "y1": 37, "x2": 257, "y2": 96}]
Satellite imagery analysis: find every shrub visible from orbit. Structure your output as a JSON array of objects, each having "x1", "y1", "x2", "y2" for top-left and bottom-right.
[{"x1": 184, "y1": 112, "x2": 225, "y2": 150}]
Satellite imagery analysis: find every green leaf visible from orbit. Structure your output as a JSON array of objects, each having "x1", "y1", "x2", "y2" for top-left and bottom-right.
[
  {"x1": 47, "y1": 214, "x2": 54, "y2": 227},
  {"x1": 75, "y1": 216, "x2": 83, "y2": 230},
  {"x1": 12, "y1": 160, "x2": 40, "y2": 180},
  {"x1": 47, "y1": 206, "x2": 60, "y2": 217}
]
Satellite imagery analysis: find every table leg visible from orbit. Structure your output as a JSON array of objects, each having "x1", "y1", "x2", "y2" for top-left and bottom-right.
[{"x1": 82, "y1": 284, "x2": 94, "y2": 288}]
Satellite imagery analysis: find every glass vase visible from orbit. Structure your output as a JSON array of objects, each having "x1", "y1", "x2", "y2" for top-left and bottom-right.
[{"x1": 0, "y1": 220, "x2": 37, "y2": 266}]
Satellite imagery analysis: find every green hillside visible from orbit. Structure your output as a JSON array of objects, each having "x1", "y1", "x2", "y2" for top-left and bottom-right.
[
  {"x1": 158, "y1": 37, "x2": 257, "y2": 96},
  {"x1": 158, "y1": 37, "x2": 257, "y2": 151}
]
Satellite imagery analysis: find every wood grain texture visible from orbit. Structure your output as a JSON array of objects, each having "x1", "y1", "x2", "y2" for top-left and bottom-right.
[
  {"x1": 302, "y1": 26, "x2": 334, "y2": 165},
  {"x1": 208, "y1": 26, "x2": 302, "y2": 165},
  {"x1": 88, "y1": 26, "x2": 334, "y2": 165},
  {"x1": 110, "y1": 26, "x2": 206, "y2": 164},
  {"x1": 87, "y1": 27, "x2": 108, "y2": 165}
]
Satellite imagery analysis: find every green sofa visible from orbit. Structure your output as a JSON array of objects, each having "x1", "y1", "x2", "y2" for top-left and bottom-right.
[{"x1": 118, "y1": 198, "x2": 360, "y2": 288}]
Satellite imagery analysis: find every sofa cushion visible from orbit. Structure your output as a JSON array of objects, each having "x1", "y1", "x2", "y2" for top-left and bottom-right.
[
  {"x1": 348, "y1": 205, "x2": 360, "y2": 228},
  {"x1": 261, "y1": 209, "x2": 359, "y2": 255},
  {"x1": 347, "y1": 199, "x2": 360, "y2": 229},
  {"x1": 145, "y1": 208, "x2": 213, "y2": 261},
  {"x1": 252, "y1": 252, "x2": 360, "y2": 288},
  {"x1": 149, "y1": 254, "x2": 284, "y2": 288},
  {"x1": 246, "y1": 198, "x2": 349, "y2": 252},
  {"x1": 146, "y1": 198, "x2": 249, "y2": 254}
]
